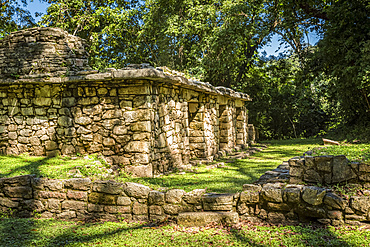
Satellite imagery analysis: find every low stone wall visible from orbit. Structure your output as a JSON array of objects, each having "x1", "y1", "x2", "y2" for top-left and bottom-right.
[
  {"x1": 289, "y1": 155, "x2": 370, "y2": 185},
  {"x1": 1, "y1": 174, "x2": 370, "y2": 226}
]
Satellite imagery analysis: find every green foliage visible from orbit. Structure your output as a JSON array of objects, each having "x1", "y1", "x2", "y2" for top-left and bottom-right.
[
  {"x1": 309, "y1": 0, "x2": 370, "y2": 125},
  {"x1": 0, "y1": 0, "x2": 36, "y2": 37},
  {"x1": 40, "y1": 0, "x2": 150, "y2": 70},
  {"x1": 2, "y1": 0, "x2": 368, "y2": 139}
]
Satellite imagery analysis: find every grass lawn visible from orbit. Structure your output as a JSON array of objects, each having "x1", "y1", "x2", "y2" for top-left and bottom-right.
[
  {"x1": 0, "y1": 138, "x2": 368, "y2": 193},
  {"x1": 0, "y1": 138, "x2": 322, "y2": 193},
  {"x1": 0, "y1": 218, "x2": 369, "y2": 246}
]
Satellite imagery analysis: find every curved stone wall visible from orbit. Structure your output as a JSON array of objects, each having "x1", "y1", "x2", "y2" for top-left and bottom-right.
[{"x1": 1, "y1": 172, "x2": 369, "y2": 226}]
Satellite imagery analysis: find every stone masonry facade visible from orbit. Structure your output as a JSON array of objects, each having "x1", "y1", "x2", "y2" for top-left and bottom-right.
[{"x1": 0, "y1": 27, "x2": 251, "y2": 177}]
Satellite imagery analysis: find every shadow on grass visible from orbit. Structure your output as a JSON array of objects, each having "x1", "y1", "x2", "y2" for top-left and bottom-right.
[
  {"x1": 0, "y1": 218, "x2": 356, "y2": 247},
  {"x1": 0, "y1": 155, "x2": 50, "y2": 178}
]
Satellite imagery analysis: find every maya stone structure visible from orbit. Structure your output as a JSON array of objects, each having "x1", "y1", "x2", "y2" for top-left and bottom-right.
[{"x1": 0, "y1": 27, "x2": 252, "y2": 177}]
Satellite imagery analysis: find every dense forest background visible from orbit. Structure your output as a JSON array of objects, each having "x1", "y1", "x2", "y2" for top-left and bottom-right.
[{"x1": 2, "y1": 0, "x2": 369, "y2": 141}]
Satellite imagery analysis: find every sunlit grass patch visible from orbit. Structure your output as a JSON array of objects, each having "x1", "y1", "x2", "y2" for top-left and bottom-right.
[
  {"x1": 0, "y1": 153, "x2": 113, "y2": 180},
  {"x1": 312, "y1": 144, "x2": 370, "y2": 164},
  {"x1": 1, "y1": 138, "x2": 368, "y2": 193},
  {"x1": 1, "y1": 218, "x2": 370, "y2": 246}
]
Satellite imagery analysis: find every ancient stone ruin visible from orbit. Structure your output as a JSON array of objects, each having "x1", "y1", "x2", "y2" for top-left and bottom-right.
[
  {"x1": 1, "y1": 27, "x2": 369, "y2": 227},
  {"x1": 0, "y1": 27, "x2": 251, "y2": 177}
]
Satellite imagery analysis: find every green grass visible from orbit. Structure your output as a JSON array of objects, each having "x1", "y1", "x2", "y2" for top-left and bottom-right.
[
  {"x1": 311, "y1": 144, "x2": 370, "y2": 164},
  {"x1": 124, "y1": 139, "x2": 321, "y2": 193},
  {"x1": 0, "y1": 153, "x2": 114, "y2": 180},
  {"x1": 0, "y1": 218, "x2": 369, "y2": 246},
  {"x1": 1, "y1": 138, "x2": 368, "y2": 193}
]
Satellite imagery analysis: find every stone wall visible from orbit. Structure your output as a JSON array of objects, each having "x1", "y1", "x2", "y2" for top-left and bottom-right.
[
  {"x1": 1, "y1": 174, "x2": 370, "y2": 226},
  {"x1": 289, "y1": 155, "x2": 370, "y2": 185},
  {"x1": 0, "y1": 27, "x2": 252, "y2": 177}
]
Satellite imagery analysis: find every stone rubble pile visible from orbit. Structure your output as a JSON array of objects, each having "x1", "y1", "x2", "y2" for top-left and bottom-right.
[{"x1": 0, "y1": 27, "x2": 90, "y2": 79}]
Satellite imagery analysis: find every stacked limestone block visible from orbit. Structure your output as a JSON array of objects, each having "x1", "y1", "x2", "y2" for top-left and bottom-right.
[
  {"x1": 219, "y1": 99, "x2": 236, "y2": 152},
  {"x1": 236, "y1": 105, "x2": 248, "y2": 148},
  {"x1": 2, "y1": 173, "x2": 370, "y2": 226},
  {"x1": 0, "y1": 27, "x2": 90, "y2": 79},
  {"x1": 151, "y1": 84, "x2": 190, "y2": 174},
  {"x1": 289, "y1": 155, "x2": 370, "y2": 185},
  {"x1": 187, "y1": 93, "x2": 219, "y2": 160},
  {"x1": 247, "y1": 124, "x2": 256, "y2": 144}
]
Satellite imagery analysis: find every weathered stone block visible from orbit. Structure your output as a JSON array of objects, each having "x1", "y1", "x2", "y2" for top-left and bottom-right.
[
  {"x1": 1, "y1": 175, "x2": 31, "y2": 186},
  {"x1": 304, "y1": 169, "x2": 322, "y2": 183},
  {"x1": 177, "y1": 212, "x2": 239, "y2": 227},
  {"x1": 75, "y1": 116, "x2": 92, "y2": 125},
  {"x1": 67, "y1": 191, "x2": 87, "y2": 201},
  {"x1": 35, "y1": 191, "x2": 66, "y2": 199},
  {"x1": 183, "y1": 189, "x2": 206, "y2": 204},
  {"x1": 125, "y1": 141, "x2": 151, "y2": 153},
  {"x1": 324, "y1": 193, "x2": 345, "y2": 210},
  {"x1": 24, "y1": 199, "x2": 44, "y2": 212},
  {"x1": 43, "y1": 179, "x2": 64, "y2": 191},
  {"x1": 93, "y1": 180, "x2": 124, "y2": 195},
  {"x1": 117, "y1": 196, "x2": 131, "y2": 206},
  {"x1": 4, "y1": 186, "x2": 32, "y2": 199},
  {"x1": 332, "y1": 155, "x2": 355, "y2": 183},
  {"x1": 267, "y1": 212, "x2": 286, "y2": 223},
  {"x1": 202, "y1": 193, "x2": 234, "y2": 211},
  {"x1": 165, "y1": 189, "x2": 186, "y2": 204},
  {"x1": 131, "y1": 121, "x2": 151, "y2": 132},
  {"x1": 89, "y1": 192, "x2": 116, "y2": 205},
  {"x1": 149, "y1": 191, "x2": 165, "y2": 205},
  {"x1": 262, "y1": 183, "x2": 283, "y2": 203},
  {"x1": 118, "y1": 86, "x2": 150, "y2": 95},
  {"x1": 163, "y1": 204, "x2": 183, "y2": 215},
  {"x1": 302, "y1": 186, "x2": 326, "y2": 206},
  {"x1": 350, "y1": 196, "x2": 370, "y2": 213},
  {"x1": 113, "y1": 126, "x2": 128, "y2": 135},
  {"x1": 62, "y1": 200, "x2": 87, "y2": 210},
  {"x1": 125, "y1": 165, "x2": 153, "y2": 178},
  {"x1": 149, "y1": 205, "x2": 163, "y2": 215},
  {"x1": 283, "y1": 186, "x2": 301, "y2": 203},
  {"x1": 58, "y1": 116, "x2": 73, "y2": 127},
  {"x1": 57, "y1": 211, "x2": 76, "y2": 219},
  {"x1": 88, "y1": 203, "x2": 104, "y2": 212},
  {"x1": 132, "y1": 201, "x2": 148, "y2": 215},
  {"x1": 314, "y1": 156, "x2": 333, "y2": 172},
  {"x1": 124, "y1": 182, "x2": 151, "y2": 199},
  {"x1": 64, "y1": 178, "x2": 91, "y2": 190},
  {"x1": 34, "y1": 97, "x2": 51, "y2": 106},
  {"x1": 0, "y1": 197, "x2": 19, "y2": 208},
  {"x1": 289, "y1": 166, "x2": 303, "y2": 177},
  {"x1": 47, "y1": 199, "x2": 61, "y2": 210}
]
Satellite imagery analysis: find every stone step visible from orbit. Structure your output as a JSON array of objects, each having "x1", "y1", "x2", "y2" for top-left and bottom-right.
[
  {"x1": 202, "y1": 193, "x2": 234, "y2": 211},
  {"x1": 177, "y1": 211, "x2": 239, "y2": 227}
]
